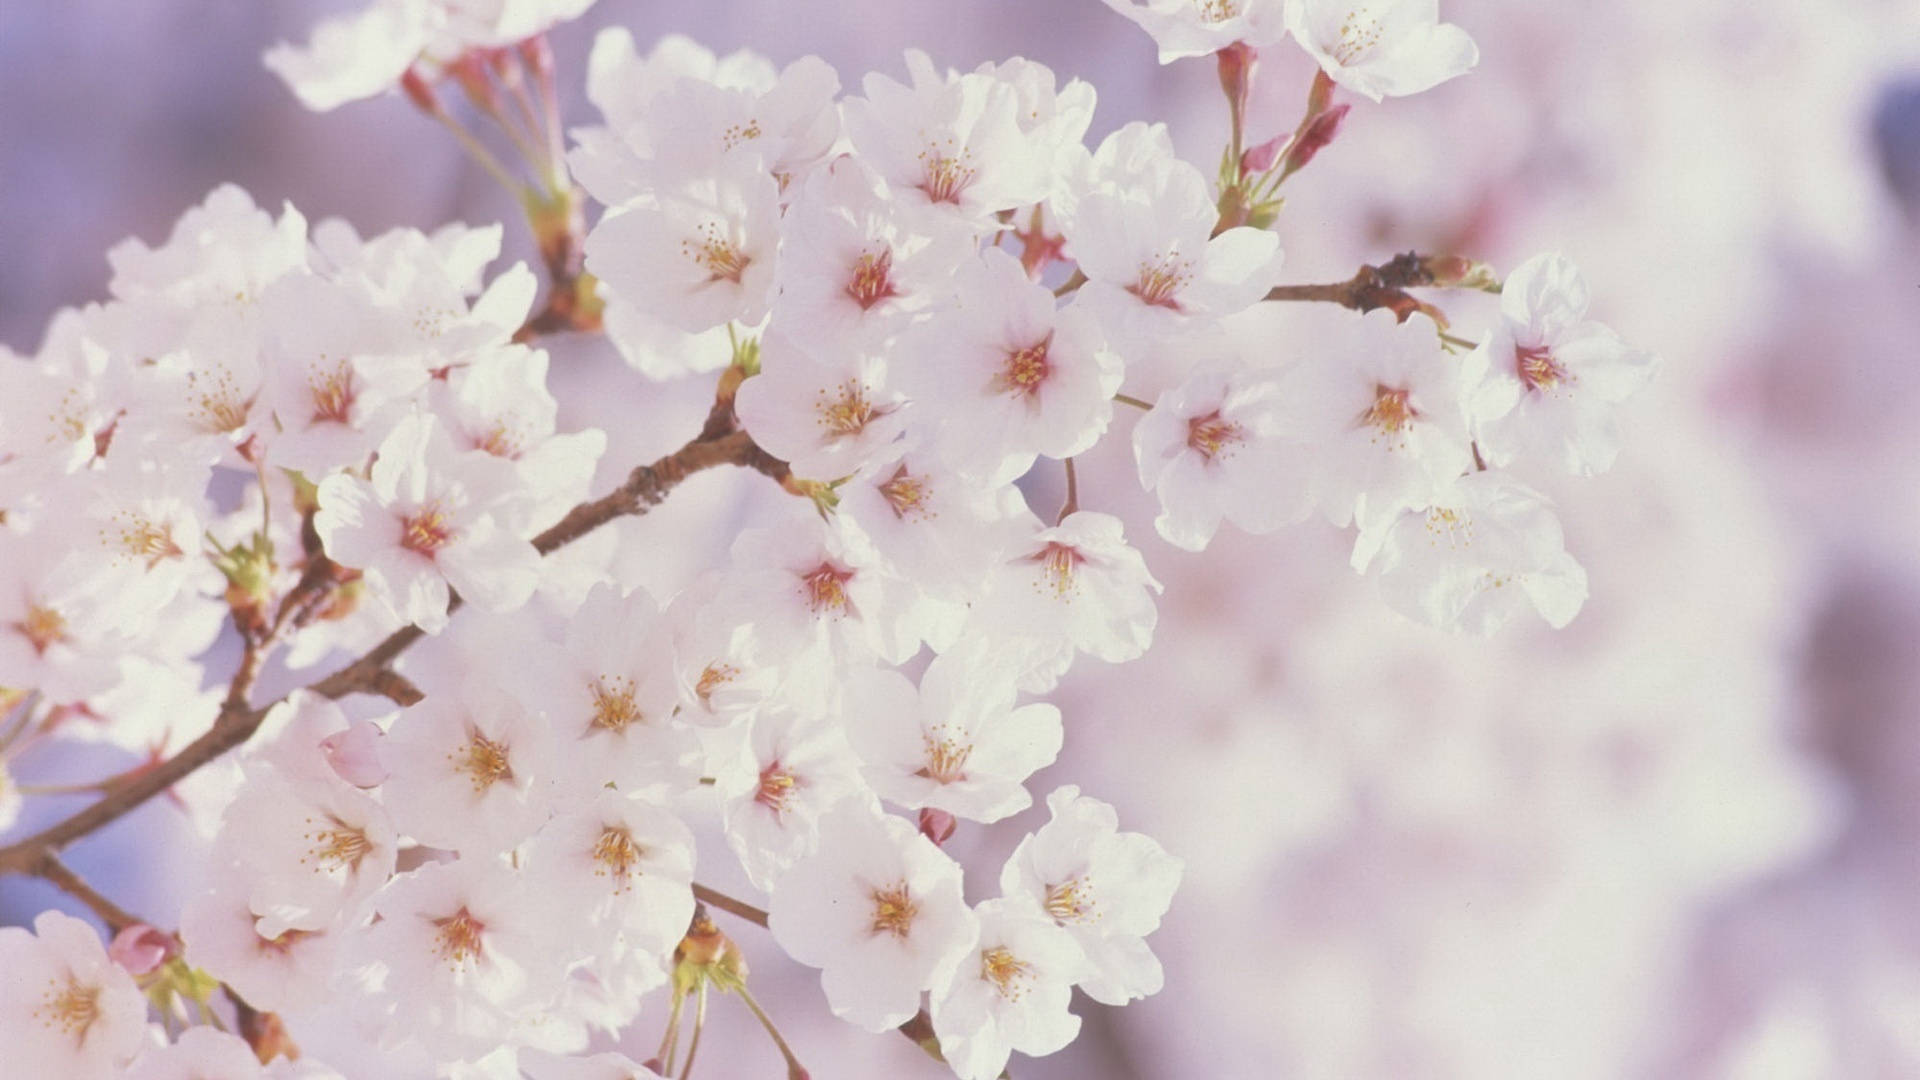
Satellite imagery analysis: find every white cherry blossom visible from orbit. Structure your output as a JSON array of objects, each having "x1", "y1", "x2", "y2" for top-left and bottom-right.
[
  {"x1": 899, "y1": 249, "x2": 1125, "y2": 485},
  {"x1": 1132, "y1": 360, "x2": 1315, "y2": 550},
  {"x1": 379, "y1": 676, "x2": 558, "y2": 853},
  {"x1": 583, "y1": 157, "x2": 782, "y2": 335},
  {"x1": 1276, "y1": 307, "x2": 1479, "y2": 530},
  {"x1": 716, "y1": 703, "x2": 866, "y2": 890},
  {"x1": 844, "y1": 652, "x2": 1063, "y2": 823},
  {"x1": 1067, "y1": 154, "x2": 1285, "y2": 353},
  {"x1": 0, "y1": 911, "x2": 148, "y2": 1079},
  {"x1": 931, "y1": 899, "x2": 1090, "y2": 1080},
  {"x1": 1470, "y1": 252, "x2": 1659, "y2": 475},
  {"x1": 1100, "y1": 0, "x2": 1289, "y2": 63},
  {"x1": 999, "y1": 785, "x2": 1183, "y2": 1005},
  {"x1": 314, "y1": 413, "x2": 542, "y2": 633},
  {"x1": 733, "y1": 331, "x2": 910, "y2": 483},
  {"x1": 965, "y1": 510, "x2": 1162, "y2": 689},
  {"x1": 767, "y1": 802, "x2": 977, "y2": 1031},
  {"x1": 842, "y1": 51, "x2": 1052, "y2": 230},
  {"x1": 1351, "y1": 469, "x2": 1590, "y2": 633},
  {"x1": 1284, "y1": 0, "x2": 1479, "y2": 101}
]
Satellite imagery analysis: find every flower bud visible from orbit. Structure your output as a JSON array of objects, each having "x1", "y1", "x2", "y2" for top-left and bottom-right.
[
  {"x1": 108, "y1": 924, "x2": 174, "y2": 976},
  {"x1": 1283, "y1": 103, "x2": 1350, "y2": 176},
  {"x1": 917, "y1": 807, "x2": 957, "y2": 846},
  {"x1": 1241, "y1": 132, "x2": 1288, "y2": 176},
  {"x1": 1215, "y1": 42, "x2": 1258, "y2": 120}
]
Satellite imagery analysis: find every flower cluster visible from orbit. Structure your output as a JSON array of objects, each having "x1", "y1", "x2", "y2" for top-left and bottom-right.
[{"x1": 0, "y1": 0, "x2": 1658, "y2": 1076}]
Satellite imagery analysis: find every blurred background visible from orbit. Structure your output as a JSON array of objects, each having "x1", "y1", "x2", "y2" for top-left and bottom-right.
[{"x1": 5, "y1": 1, "x2": 1920, "y2": 1076}]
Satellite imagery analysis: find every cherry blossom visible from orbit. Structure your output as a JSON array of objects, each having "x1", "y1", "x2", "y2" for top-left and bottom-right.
[
  {"x1": 0, "y1": 911, "x2": 149, "y2": 1079},
  {"x1": 314, "y1": 413, "x2": 543, "y2": 633},
  {"x1": 768, "y1": 802, "x2": 978, "y2": 1031},
  {"x1": 1470, "y1": 252, "x2": 1660, "y2": 475},
  {"x1": 930, "y1": 899, "x2": 1090, "y2": 1080},
  {"x1": 1132, "y1": 360, "x2": 1316, "y2": 550},
  {"x1": 843, "y1": 652, "x2": 1063, "y2": 823},
  {"x1": 1351, "y1": 469, "x2": 1590, "y2": 633},
  {"x1": 1100, "y1": 0, "x2": 1289, "y2": 63},
  {"x1": 1284, "y1": 0, "x2": 1479, "y2": 101},
  {"x1": 898, "y1": 249, "x2": 1125, "y2": 484},
  {"x1": 999, "y1": 786, "x2": 1183, "y2": 1005}
]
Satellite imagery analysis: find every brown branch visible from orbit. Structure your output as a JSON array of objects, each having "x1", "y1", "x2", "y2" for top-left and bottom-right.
[
  {"x1": 691, "y1": 882, "x2": 769, "y2": 928},
  {"x1": 1263, "y1": 251, "x2": 1501, "y2": 329},
  {"x1": 32, "y1": 852, "x2": 155, "y2": 935},
  {"x1": 0, "y1": 412, "x2": 789, "y2": 882}
]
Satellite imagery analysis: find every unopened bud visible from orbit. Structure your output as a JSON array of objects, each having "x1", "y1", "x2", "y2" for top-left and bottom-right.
[
  {"x1": 1423, "y1": 254, "x2": 1502, "y2": 292},
  {"x1": 1283, "y1": 104, "x2": 1349, "y2": 176},
  {"x1": 1241, "y1": 132, "x2": 1288, "y2": 175},
  {"x1": 1215, "y1": 42, "x2": 1258, "y2": 117},
  {"x1": 918, "y1": 807, "x2": 956, "y2": 846},
  {"x1": 675, "y1": 911, "x2": 749, "y2": 986},
  {"x1": 109, "y1": 924, "x2": 174, "y2": 976}
]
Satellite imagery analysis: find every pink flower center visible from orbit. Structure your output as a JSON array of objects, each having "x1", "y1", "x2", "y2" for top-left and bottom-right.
[
  {"x1": 109, "y1": 513, "x2": 184, "y2": 569},
  {"x1": 588, "y1": 675, "x2": 643, "y2": 734},
  {"x1": 755, "y1": 762, "x2": 799, "y2": 817},
  {"x1": 1128, "y1": 255, "x2": 1191, "y2": 310},
  {"x1": 916, "y1": 730, "x2": 972, "y2": 784},
  {"x1": 1045, "y1": 877, "x2": 1096, "y2": 924},
  {"x1": 918, "y1": 149, "x2": 977, "y2": 205},
  {"x1": 992, "y1": 335, "x2": 1053, "y2": 399},
  {"x1": 1516, "y1": 344, "x2": 1567, "y2": 391},
  {"x1": 980, "y1": 946, "x2": 1035, "y2": 1000},
  {"x1": 310, "y1": 359, "x2": 356, "y2": 425},
  {"x1": 1360, "y1": 385, "x2": 1417, "y2": 435},
  {"x1": 1028, "y1": 541, "x2": 1086, "y2": 599},
  {"x1": 15, "y1": 605, "x2": 67, "y2": 656},
  {"x1": 814, "y1": 380, "x2": 893, "y2": 440},
  {"x1": 846, "y1": 249, "x2": 899, "y2": 310},
  {"x1": 592, "y1": 825, "x2": 643, "y2": 891},
  {"x1": 451, "y1": 730, "x2": 514, "y2": 793},
  {"x1": 432, "y1": 906, "x2": 487, "y2": 965},
  {"x1": 1186, "y1": 410, "x2": 1245, "y2": 461},
  {"x1": 869, "y1": 882, "x2": 919, "y2": 940},
  {"x1": 878, "y1": 464, "x2": 932, "y2": 521},
  {"x1": 685, "y1": 221, "x2": 751, "y2": 284},
  {"x1": 34, "y1": 974, "x2": 101, "y2": 1041},
  {"x1": 399, "y1": 506, "x2": 455, "y2": 556},
  {"x1": 305, "y1": 816, "x2": 374, "y2": 873},
  {"x1": 799, "y1": 562, "x2": 856, "y2": 617}
]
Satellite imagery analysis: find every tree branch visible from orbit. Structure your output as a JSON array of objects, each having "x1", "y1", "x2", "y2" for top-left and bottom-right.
[
  {"x1": 1262, "y1": 251, "x2": 1501, "y2": 328},
  {"x1": 33, "y1": 853, "x2": 154, "y2": 935},
  {"x1": 691, "y1": 882, "x2": 769, "y2": 927},
  {"x1": 0, "y1": 417, "x2": 788, "y2": 880}
]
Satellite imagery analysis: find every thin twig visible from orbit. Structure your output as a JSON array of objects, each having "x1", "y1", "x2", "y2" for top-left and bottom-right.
[
  {"x1": 34, "y1": 853, "x2": 155, "y2": 935},
  {"x1": 0, "y1": 420, "x2": 788, "y2": 880},
  {"x1": 691, "y1": 882, "x2": 769, "y2": 927}
]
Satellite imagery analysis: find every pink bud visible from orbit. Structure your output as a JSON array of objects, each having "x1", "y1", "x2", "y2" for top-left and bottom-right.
[
  {"x1": 109, "y1": 923, "x2": 173, "y2": 976},
  {"x1": 917, "y1": 807, "x2": 956, "y2": 847},
  {"x1": 1241, "y1": 132, "x2": 1288, "y2": 175},
  {"x1": 321, "y1": 720, "x2": 388, "y2": 788},
  {"x1": 1215, "y1": 42, "x2": 1258, "y2": 112},
  {"x1": 1284, "y1": 104, "x2": 1350, "y2": 175}
]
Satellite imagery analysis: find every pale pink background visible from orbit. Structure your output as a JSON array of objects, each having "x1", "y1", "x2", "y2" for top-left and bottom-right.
[{"x1": 4, "y1": 1, "x2": 1920, "y2": 1076}]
